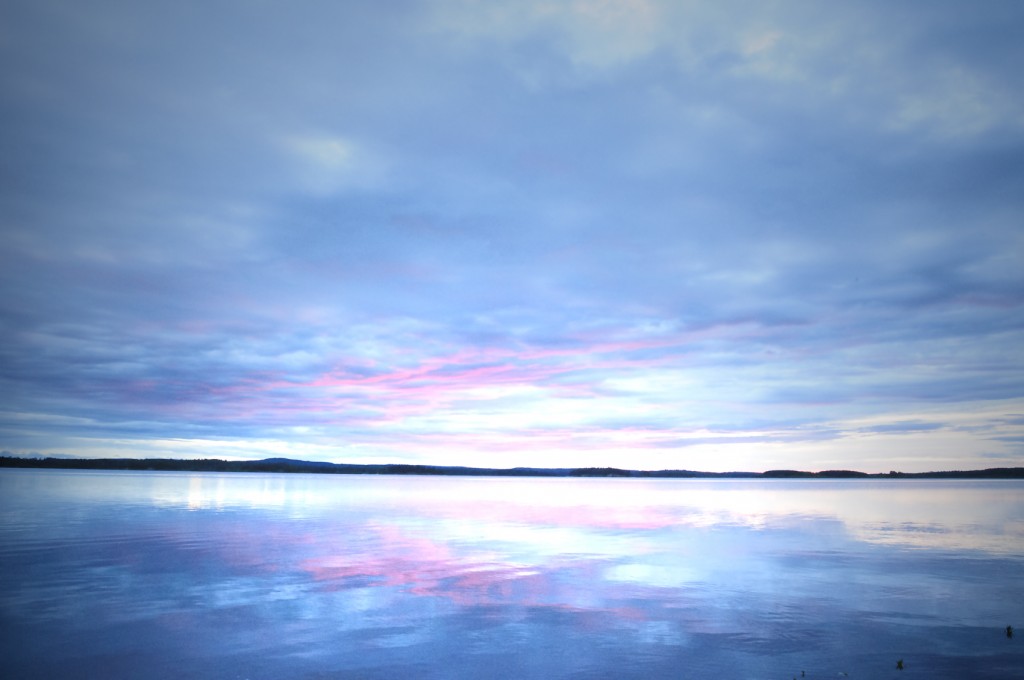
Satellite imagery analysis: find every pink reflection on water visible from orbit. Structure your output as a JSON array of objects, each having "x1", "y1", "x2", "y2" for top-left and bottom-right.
[
  {"x1": 297, "y1": 513, "x2": 657, "y2": 618},
  {"x1": 301, "y1": 522, "x2": 460, "y2": 588}
]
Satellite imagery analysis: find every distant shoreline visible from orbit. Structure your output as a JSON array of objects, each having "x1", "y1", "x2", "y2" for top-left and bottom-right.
[{"x1": 2, "y1": 456, "x2": 1023, "y2": 479}]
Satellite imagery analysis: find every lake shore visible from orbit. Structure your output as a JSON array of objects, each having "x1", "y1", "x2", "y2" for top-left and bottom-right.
[{"x1": 3, "y1": 455, "x2": 1023, "y2": 479}]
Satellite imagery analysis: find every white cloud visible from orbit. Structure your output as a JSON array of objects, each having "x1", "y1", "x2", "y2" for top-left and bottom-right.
[
  {"x1": 430, "y1": 0, "x2": 663, "y2": 72},
  {"x1": 282, "y1": 134, "x2": 386, "y2": 195},
  {"x1": 889, "y1": 65, "x2": 1024, "y2": 140}
]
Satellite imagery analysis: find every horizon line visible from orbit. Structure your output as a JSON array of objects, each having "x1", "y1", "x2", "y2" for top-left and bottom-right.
[{"x1": 3, "y1": 455, "x2": 1024, "y2": 479}]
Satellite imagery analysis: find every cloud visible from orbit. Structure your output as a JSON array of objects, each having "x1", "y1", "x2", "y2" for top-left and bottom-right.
[
  {"x1": 430, "y1": 0, "x2": 661, "y2": 72},
  {"x1": 860, "y1": 421, "x2": 945, "y2": 435},
  {"x1": 282, "y1": 134, "x2": 387, "y2": 195},
  {"x1": 1, "y1": 0, "x2": 1022, "y2": 471}
]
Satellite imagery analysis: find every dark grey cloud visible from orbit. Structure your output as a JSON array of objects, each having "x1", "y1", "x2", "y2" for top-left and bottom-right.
[{"x1": 861, "y1": 421, "x2": 945, "y2": 435}]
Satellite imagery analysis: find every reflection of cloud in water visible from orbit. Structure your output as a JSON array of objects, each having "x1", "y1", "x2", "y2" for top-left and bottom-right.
[
  {"x1": 300, "y1": 521, "x2": 629, "y2": 613},
  {"x1": 274, "y1": 476, "x2": 1024, "y2": 630},
  {"x1": 132, "y1": 473, "x2": 1024, "y2": 556},
  {"x1": 4, "y1": 470, "x2": 1024, "y2": 678},
  {"x1": 24, "y1": 471, "x2": 1024, "y2": 556}
]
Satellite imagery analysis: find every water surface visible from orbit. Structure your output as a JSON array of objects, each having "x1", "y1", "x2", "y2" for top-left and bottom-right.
[{"x1": 2, "y1": 470, "x2": 1022, "y2": 678}]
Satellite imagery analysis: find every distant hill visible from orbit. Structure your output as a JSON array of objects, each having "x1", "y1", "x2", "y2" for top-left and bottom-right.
[{"x1": 2, "y1": 456, "x2": 1023, "y2": 479}]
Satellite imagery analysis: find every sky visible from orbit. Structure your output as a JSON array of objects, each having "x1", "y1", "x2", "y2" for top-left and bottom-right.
[{"x1": 1, "y1": 0, "x2": 1023, "y2": 473}]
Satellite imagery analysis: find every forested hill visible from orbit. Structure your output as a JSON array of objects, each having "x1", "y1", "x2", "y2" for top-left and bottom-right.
[{"x1": 2, "y1": 456, "x2": 1024, "y2": 479}]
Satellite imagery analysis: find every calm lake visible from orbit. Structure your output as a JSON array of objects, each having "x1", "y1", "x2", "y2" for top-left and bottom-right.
[{"x1": 1, "y1": 470, "x2": 1022, "y2": 679}]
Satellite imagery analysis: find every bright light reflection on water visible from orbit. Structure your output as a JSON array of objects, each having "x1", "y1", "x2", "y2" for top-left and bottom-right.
[{"x1": 1, "y1": 469, "x2": 1023, "y2": 679}]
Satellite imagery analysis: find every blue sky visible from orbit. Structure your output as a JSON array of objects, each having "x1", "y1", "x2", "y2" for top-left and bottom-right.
[{"x1": 2, "y1": 0, "x2": 1022, "y2": 472}]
